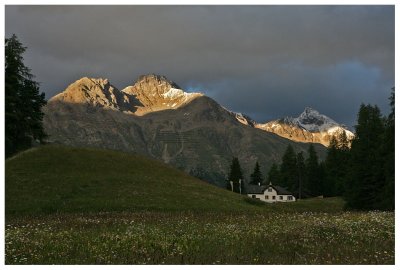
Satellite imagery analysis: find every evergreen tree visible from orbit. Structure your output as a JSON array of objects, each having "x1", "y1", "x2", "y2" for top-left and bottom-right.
[
  {"x1": 324, "y1": 136, "x2": 350, "y2": 197},
  {"x1": 267, "y1": 163, "x2": 280, "y2": 184},
  {"x1": 5, "y1": 34, "x2": 46, "y2": 157},
  {"x1": 318, "y1": 161, "x2": 327, "y2": 196},
  {"x1": 336, "y1": 131, "x2": 351, "y2": 195},
  {"x1": 345, "y1": 104, "x2": 384, "y2": 210},
  {"x1": 227, "y1": 157, "x2": 244, "y2": 193},
  {"x1": 250, "y1": 161, "x2": 263, "y2": 185},
  {"x1": 295, "y1": 152, "x2": 306, "y2": 199},
  {"x1": 337, "y1": 130, "x2": 350, "y2": 150},
  {"x1": 279, "y1": 145, "x2": 297, "y2": 191},
  {"x1": 305, "y1": 144, "x2": 321, "y2": 196},
  {"x1": 324, "y1": 138, "x2": 340, "y2": 197},
  {"x1": 377, "y1": 88, "x2": 395, "y2": 210}
]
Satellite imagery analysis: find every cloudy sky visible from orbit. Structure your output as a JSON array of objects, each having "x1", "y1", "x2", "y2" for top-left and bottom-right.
[{"x1": 5, "y1": 5, "x2": 394, "y2": 128}]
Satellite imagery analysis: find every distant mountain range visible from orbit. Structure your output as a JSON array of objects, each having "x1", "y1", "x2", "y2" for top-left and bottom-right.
[
  {"x1": 43, "y1": 74, "x2": 349, "y2": 186},
  {"x1": 255, "y1": 107, "x2": 354, "y2": 147}
]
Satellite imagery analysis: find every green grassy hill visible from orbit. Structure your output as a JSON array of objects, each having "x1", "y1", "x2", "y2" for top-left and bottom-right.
[
  {"x1": 6, "y1": 145, "x2": 266, "y2": 215},
  {"x1": 7, "y1": 146, "x2": 393, "y2": 265}
]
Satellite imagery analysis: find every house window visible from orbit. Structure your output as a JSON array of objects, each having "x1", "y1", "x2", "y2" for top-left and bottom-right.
[
  {"x1": 272, "y1": 196, "x2": 276, "y2": 200},
  {"x1": 268, "y1": 188, "x2": 272, "y2": 192},
  {"x1": 265, "y1": 195, "x2": 269, "y2": 200},
  {"x1": 279, "y1": 196, "x2": 283, "y2": 200},
  {"x1": 288, "y1": 196, "x2": 293, "y2": 200},
  {"x1": 252, "y1": 195, "x2": 256, "y2": 199}
]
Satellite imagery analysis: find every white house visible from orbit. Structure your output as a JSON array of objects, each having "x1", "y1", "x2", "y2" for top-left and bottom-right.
[{"x1": 247, "y1": 182, "x2": 296, "y2": 203}]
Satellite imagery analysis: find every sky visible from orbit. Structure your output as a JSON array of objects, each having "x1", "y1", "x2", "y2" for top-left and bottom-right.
[{"x1": 5, "y1": 5, "x2": 394, "y2": 128}]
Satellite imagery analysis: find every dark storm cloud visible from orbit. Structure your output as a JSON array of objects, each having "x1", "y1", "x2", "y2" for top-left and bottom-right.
[{"x1": 5, "y1": 5, "x2": 394, "y2": 127}]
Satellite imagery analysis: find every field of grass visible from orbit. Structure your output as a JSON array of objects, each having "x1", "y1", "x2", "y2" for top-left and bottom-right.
[
  {"x1": 5, "y1": 210, "x2": 394, "y2": 264},
  {"x1": 5, "y1": 145, "x2": 395, "y2": 264}
]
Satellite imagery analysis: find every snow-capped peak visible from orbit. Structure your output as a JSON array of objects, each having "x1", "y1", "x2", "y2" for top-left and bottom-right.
[
  {"x1": 296, "y1": 107, "x2": 339, "y2": 132},
  {"x1": 299, "y1": 107, "x2": 323, "y2": 118},
  {"x1": 120, "y1": 74, "x2": 205, "y2": 115},
  {"x1": 255, "y1": 107, "x2": 355, "y2": 147}
]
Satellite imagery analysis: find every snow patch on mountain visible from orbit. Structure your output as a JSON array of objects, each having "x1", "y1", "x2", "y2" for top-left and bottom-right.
[
  {"x1": 234, "y1": 112, "x2": 256, "y2": 127},
  {"x1": 219, "y1": 106, "x2": 257, "y2": 127},
  {"x1": 326, "y1": 126, "x2": 354, "y2": 137},
  {"x1": 162, "y1": 88, "x2": 202, "y2": 101}
]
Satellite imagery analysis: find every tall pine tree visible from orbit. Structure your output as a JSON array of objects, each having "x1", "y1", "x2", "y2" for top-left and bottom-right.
[
  {"x1": 323, "y1": 138, "x2": 339, "y2": 197},
  {"x1": 250, "y1": 161, "x2": 263, "y2": 185},
  {"x1": 377, "y1": 88, "x2": 395, "y2": 210},
  {"x1": 267, "y1": 163, "x2": 280, "y2": 185},
  {"x1": 305, "y1": 144, "x2": 321, "y2": 196},
  {"x1": 227, "y1": 157, "x2": 244, "y2": 193},
  {"x1": 295, "y1": 152, "x2": 306, "y2": 199},
  {"x1": 279, "y1": 145, "x2": 297, "y2": 191},
  {"x1": 345, "y1": 104, "x2": 384, "y2": 210},
  {"x1": 324, "y1": 134, "x2": 350, "y2": 197},
  {"x1": 5, "y1": 34, "x2": 46, "y2": 157}
]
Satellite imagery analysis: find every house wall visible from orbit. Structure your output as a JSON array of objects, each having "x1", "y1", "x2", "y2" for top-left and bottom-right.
[
  {"x1": 247, "y1": 186, "x2": 296, "y2": 203},
  {"x1": 263, "y1": 187, "x2": 277, "y2": 202}
]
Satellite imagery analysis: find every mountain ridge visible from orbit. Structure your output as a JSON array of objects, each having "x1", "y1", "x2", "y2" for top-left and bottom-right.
[
  {"x1": 43, "y1": 74, "x2": 328, "y2": 187},
  {"x1": 49, "y1": 74, "x2": 204, "y2": 116},
  {"x1": 47, "y1": 74, "x2": 353, "y2": 148}
]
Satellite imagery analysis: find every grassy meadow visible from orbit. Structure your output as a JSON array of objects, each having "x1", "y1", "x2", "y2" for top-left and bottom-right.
[{"x1": 5, "y1": 145, "x2": 395, "y2": 264}]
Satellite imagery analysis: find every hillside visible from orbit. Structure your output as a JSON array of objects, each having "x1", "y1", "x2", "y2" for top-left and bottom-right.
[{"x1": 5, "y1": 145, "x2": 264, "y2": 216}]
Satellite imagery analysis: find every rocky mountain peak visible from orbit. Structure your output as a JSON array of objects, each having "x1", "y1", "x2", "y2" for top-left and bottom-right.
[
  {"x1": 122, "y1": 74, "x2": 182, "y2": 97},
  {"x1": 136, "y1": 74, "x2": 181, "y2": 90},
  {"x1": 48, "y1": 74, "x2": 205, "y2": 116},
  {"x1": 300, "y1": 107, "x2": 319, "y2": 117},
  {"x1": 49, "y1": 77, "x2": 137, "y2": 113},
  {"x1": 296, "y1": 107, "x2": 339, "y2": 132},
  {"x1": 67, "y1": 77, "x2": 111, "y2": 91},
  {"x1": 121, "y1": 74, "x2": 203, "y2": 115}
]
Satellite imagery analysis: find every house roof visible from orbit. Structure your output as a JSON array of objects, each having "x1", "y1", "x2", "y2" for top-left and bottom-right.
[
  {"x1": 272, "y1": 185, "x2": 293, "y2": 195},
  {"x1": 246, "y1": 183, "x2": 293, "y2": 195},
  {"x1": 246, "y1": 185, "x2": 267, "y2": 194}
]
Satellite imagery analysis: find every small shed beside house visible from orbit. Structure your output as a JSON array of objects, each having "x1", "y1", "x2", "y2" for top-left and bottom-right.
[{"x1": 247, "y1": 182, "x2": 296, "y2": 203}]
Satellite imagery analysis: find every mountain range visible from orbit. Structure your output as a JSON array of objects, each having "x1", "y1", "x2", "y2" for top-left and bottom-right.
[
  {"x1": 43, "y1": 74, "x2": 351, "y2": 187},
  {"x1": 256, "y1": 107, "x2": 354, "y2": 147}
]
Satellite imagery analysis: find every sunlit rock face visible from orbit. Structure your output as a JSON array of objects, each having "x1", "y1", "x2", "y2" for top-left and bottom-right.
[
  {"x1": 121, "y1": 74, "x2": 203, "y2": 115},
  {"x1": 49, "y1": 77, "x2": 140, "y2": 113},
  {"x1": 256, "y1": 107, "x2": 354, "y2": 147},
  {"x1": 49, "y1": 74, "x2": 203, "y2": 116}
]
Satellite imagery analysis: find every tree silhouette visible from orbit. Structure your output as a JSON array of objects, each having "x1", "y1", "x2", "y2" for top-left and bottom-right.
[
  {"x1": 250, "y1": 162, "x2": 263, "y2": 185},
  {"x1": 227, "y1": 157, "x2": 244, "y2": 193},
  {"x1": 5, "y1": 34, "x2": 46, "y2": 157},
  {"x1": 345, "y1": 104, "x2": 384, "y2": 209}
]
